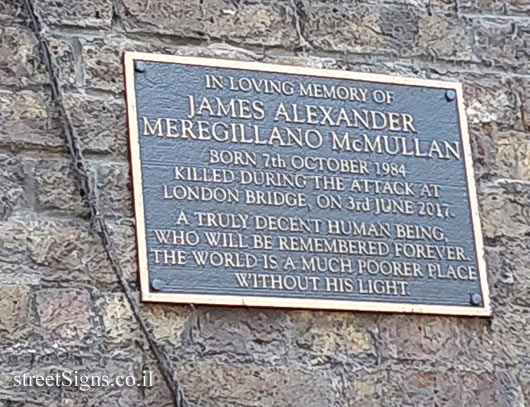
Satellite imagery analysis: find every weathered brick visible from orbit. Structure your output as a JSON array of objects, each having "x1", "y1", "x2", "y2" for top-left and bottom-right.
[
  {"x1": 485, "y1": 242, "x2": 530, "y2": 309},
  {"x1": 495, "y1": 131, "x2": 530, "y2": 181},
  {"x1": 143, "y1": 363, "x2": 174, "y2": 407},
  {"x1": 105, "y1": 220, "x2": 138, "y2": 282},
  {"x1": 379, "y1": 314, "x2": 461, "y2": 361},
  {"x1": 119, "y1": 0, "x2": 297, "y2": 47},
  {"x1": 0, "y1": 218, "x2": 118, "y2": 289},
  {"x1": 0, "y1": 90, "x2": 64, "y2": 150},
  {"x1": 183, "y1": 307, "x2": 290, "y2": 359},
  {"x1": 413, "y1": 12, "x2": 472, "y2": 60},
  {"x1": 517, "y1": 78, "x2": 530, "y2": 131},
  {"x1": 291, "y1": 310, "x2": 376, "y2": 361},
  {"x1": 47, "y1": 36, "x2": 78, "y2": 87},
  {"x1": 491, "y1": 306, "x2": 530, "y2": 362},
  {"x1": 0, "y1": 285, "x2": 31, "y2": 342},
  {"x1": 389, "y1": 370, "x2": 506, "y2": 407},
  {"x1": 518, "y1": 364, "x2": 530, "y2": 405},
  {"x1": 463, "y1": 74, "x2": 520, "y2": 129},
  {"x1": 389, "y1": 370, "x2": 438, "y2": 406},
  {"x1": 454, "y1": 316, "x2": 497, "y2": 368},
  {"x1": 479, "y1": 181, "x2": 530, "y2": 242},
  {"x1": 35, "y1": 288, "x2": 94, "y2": 342},
  {"x1": 344, "y1": 370, "x2": 387, "y2": 406},
  {"x1": 472, "y1": 18, "x2": 530, "y2": 72},
  {"x1": 468, "y1": 124, "x2": 497, "y2": 181},
  {"x1": 0, "y1": 0, "x2": 27, "y2": 25},
  {"x1": 0, "y1": 26, "x2": 46, "y2": 86},
  {"x1": 456, "y1": 372, "x2": 507, "y2": 405},
  {"x1": 79, "y1": 361, "x2": 143, "y2": 405},
  {"x1": 261, "y1": 53, "x2": 340, "y2": 70},
  {"x1": 460, "y1": 0, "x2": 530, "y2": 16},
  {"x1": 34, "y1": 0, "x2": 114, "y2": 29},
  {"x1": 339, "y1": 59, "x2": 435, "y2": 83},
  {"x1": 0, "y1": 154, "x2": 27, "y2": 220},
  {"x1": 95, "y1": 161, "x2": 133, "y2": 218},
  {"x1": 458, "y1": 73, "x2": 524, "y2": 180},
  {"x1": 457, "y1": 247, "x2": 530, "y2": 367},
  {"x1": 142, "y1": 303, "x2": 192, "y2": 347},
  {"x1": 304, "y1": 3, "x2": 406, "y2": 56},
  {"x1": 176, "y1": 361, "x2": 339, "y2": 407},
  {"x1": 34, "y1": 158, "x2": 89, "y2": 217},
  {"x1": 101, "y1": 293, "x2": 141, "y2": 345},
  {"x1": 82, "y1": 39, "x2": 266, "y2": 93},
  {"x1": 64, "y1": 93, "x2": 128, "y2": 156},
  {"x1": 358, "y1": 0, "x2": 457, "y2": 5},
  {"x1": 0, "y1": 260, "x2": 41, "y2": 289},
  {"x1": 304, "y1": 3, "x2": 472, "y2": 61},
  {"x1": 83, "y1": 38, "x2": 143, "y2": 93}
]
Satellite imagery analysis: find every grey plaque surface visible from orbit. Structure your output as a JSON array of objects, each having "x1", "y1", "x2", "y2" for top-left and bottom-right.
[{"x1": 124, "y1": 52, "x2": 490, "y2": 316}]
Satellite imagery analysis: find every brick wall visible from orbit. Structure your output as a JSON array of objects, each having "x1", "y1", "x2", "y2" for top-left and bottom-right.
[{"x1": 0, "y1": 0, "x2": 529, "y2": 405}]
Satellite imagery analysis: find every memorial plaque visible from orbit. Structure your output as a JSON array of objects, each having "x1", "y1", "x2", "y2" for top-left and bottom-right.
[{"x1": 124, "y1": 52, "x2": 491, "y2": 316}]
